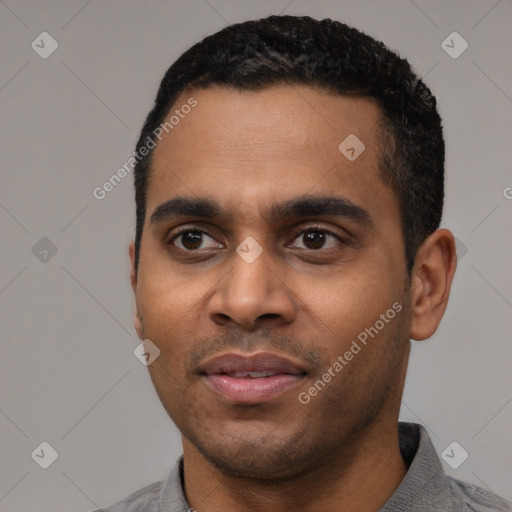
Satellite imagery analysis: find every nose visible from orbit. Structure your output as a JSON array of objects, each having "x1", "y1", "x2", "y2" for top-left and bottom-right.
[{"x1": 207, "y1": 242, "x2": 297, "y2": 331}]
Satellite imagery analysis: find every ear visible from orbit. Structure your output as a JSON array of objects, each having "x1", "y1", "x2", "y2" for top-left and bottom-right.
[
  {"x1": 129, "y1": 242, "x2": 143, "y2": 339},
  {"x1": 410, "y1": 228, "x2": 457, "y2": 341}
]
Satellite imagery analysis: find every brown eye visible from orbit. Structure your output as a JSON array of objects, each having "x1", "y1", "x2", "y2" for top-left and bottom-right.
[
  {"x1": 303, "y1": 230, "x2": 326, "y2": 249},
  {"x1": 170, "y1": 229, "x2": 220, "y2": 251},
  {"x1": 180, "y1": 231, "x2": 203, "y2": 250},
  {"x1": 290, "y1": 228, "x2": 342, "y2": 251}
]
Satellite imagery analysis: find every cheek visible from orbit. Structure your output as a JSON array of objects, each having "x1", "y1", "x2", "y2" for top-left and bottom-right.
[
  {"x1": 135, "y1": 271, "x2": 202, "y2": 374},
  {"x1": 137, "y1": 256, "x2": 201, "y2": 325},
  {"x1": 299, "y1": 262, "x2": 399, "y2": 350}
]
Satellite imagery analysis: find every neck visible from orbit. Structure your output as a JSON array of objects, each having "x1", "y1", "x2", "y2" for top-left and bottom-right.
[{"x1": 182, "y1": 417, "x2": 407, "y2": 512}]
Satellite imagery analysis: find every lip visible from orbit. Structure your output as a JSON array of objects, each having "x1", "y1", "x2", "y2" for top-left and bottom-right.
[{"x1": 199, "y1": 352, "x2": 307, "y2": 404}]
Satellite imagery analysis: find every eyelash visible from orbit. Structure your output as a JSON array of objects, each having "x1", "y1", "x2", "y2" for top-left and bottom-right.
[
  {"x1": 166, "y1": 225, "x2": 347, "y2": 252},
  {"x1": 289, "y1": 225, "x2": 347, "y2": 248}
]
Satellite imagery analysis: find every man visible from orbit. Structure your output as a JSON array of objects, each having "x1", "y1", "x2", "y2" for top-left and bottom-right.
[{"x1": 95, "y1": 15, "x2": 511, "y2": 512}]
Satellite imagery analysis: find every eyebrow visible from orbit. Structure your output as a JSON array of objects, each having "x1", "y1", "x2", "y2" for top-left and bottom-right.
[
  {"x1": 267, "y1": 195, "x2": 372, "y2": 226},
  {"x1": 150, "y1": 195, "x2": 372, "y2": 227},
  {"x1": 150, "y1": 197, "x2": 222, "y2": 225}
]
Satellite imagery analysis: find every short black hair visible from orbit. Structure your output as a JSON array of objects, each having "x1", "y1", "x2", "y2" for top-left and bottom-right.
[{"x1": 133, "y1": 15, "x2": 444, "y2": 273}]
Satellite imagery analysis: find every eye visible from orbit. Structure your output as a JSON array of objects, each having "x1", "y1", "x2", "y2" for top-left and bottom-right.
[
  {"x1": 169, "y1": 229, "x2": 222, "y2": 251},
  {"x1": 290, "y1": 227, "x2": 343, "y2": 250}
]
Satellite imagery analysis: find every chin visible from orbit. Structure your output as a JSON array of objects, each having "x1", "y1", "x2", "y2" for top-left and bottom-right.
[
  {"x1": 186, "y1": 420, "x2": 326, "y2": 480},
  {"x1": 200, "y1": 444, "x2": 309, "y2": 480}
]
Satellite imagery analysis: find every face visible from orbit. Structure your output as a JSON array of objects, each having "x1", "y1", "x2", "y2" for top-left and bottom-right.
[{"x1": 131, "y1": 85, "x2": 413, "y2": 479}]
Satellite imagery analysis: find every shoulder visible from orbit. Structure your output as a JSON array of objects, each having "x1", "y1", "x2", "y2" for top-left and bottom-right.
[
  {"x1": 447, "y1": 476, "x2": 512, "y2": 512},
  {"x1": 90, "y1": 480, "x2": 164, "y2": 512}
]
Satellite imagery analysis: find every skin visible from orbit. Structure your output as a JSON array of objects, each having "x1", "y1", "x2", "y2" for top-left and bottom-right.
[{"x1": 129, "y1": 85, "x2": 457, "y2": 512}]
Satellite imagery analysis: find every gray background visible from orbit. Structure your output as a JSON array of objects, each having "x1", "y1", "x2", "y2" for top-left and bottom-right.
[{"x1": 1, "y1": 0, "x2": 511, "y2": 510}]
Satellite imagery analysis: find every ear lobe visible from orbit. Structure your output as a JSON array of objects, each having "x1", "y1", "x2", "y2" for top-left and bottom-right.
[
  {"x1": 410, "y1": 229, "x2": 457, "y2": 341},
  {"x1": 134, "y1": 308, "x2": 143, "y2": 339}
]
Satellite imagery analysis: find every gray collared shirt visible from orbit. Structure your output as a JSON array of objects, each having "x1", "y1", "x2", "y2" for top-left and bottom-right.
[{"x1": 93, "y1": 422, "x2": 511, "y2": 511}]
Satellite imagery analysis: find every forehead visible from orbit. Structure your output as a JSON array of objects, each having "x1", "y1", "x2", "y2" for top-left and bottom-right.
[{"x1": 146, "y1": 85, "x2": 395, "y2": 223}]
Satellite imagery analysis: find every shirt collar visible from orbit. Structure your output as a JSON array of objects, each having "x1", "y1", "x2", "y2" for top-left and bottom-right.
[
  {"x1": 379, "y1": 422, "x2": 461, "y2": 511},
  {"x1": 158, "y1": 457, "x2": 190, "y2": 511}
]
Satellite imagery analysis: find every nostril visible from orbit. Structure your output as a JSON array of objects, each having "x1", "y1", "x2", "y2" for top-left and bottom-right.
[
  {"x1": 211, "y1": 313, "x2": 231, "y2": 325},
  {"x1": 259, "y1": 313, "x2": 280, "y2": 321}
]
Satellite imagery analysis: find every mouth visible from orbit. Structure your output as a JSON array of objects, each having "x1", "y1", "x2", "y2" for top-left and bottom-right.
[{"x1": 199, "y1": 352, "x2": 307, "y2": 404}]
